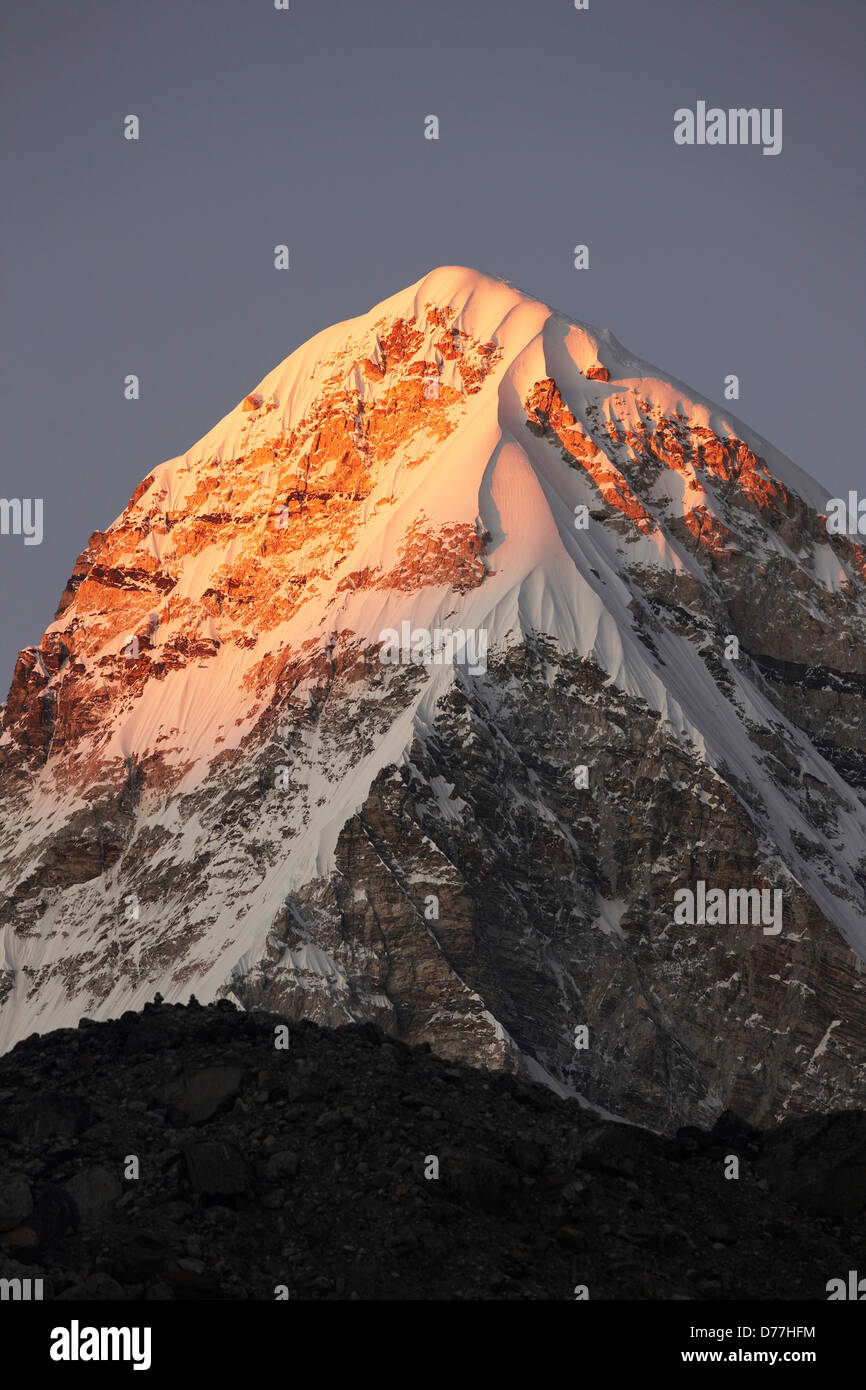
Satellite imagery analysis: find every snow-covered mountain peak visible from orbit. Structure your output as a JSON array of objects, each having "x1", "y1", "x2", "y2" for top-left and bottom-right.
[{"x1": 1, "y1": 270, "x2": 864, "y2": 1130}]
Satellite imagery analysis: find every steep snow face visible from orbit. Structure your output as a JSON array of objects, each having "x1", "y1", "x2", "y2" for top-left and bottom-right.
[{"x1": 1, "y1": 267, "x2": 865, "y2": 1127}]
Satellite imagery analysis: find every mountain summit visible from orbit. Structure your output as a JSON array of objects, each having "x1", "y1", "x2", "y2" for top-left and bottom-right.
[{"x1": 2, "y1": 266, "x2": 865, "y2": 1127}]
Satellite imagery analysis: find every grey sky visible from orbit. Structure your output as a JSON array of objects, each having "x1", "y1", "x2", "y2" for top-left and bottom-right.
[{"x1": 1, "y1": 0, "x2": 863, "y2": 695}]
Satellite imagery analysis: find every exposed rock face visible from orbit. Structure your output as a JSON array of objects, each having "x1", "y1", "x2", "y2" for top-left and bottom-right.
[{"x1": 1, "y1": 265, "x2": 864, "y2": 1133}]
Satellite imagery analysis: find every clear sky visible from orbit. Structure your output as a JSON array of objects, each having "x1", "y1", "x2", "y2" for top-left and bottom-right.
[{"x1": 1, "y1": 0, "x2": 863, "y2": 694}]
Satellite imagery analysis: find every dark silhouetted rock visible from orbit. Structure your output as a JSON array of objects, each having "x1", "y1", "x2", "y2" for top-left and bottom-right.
[
  {"x1": 157, "y1": 1064, "x2": 245, "y2": 1126},
  {"x1": 0, "y1": 1175, "x2": 32, "y2": 1231},
  {"x1": 183, "y1": 1140, "x2": 252, "y2": 1197},
  {"x1": 0, "y1": 1000, "x2": 864, "y2": 1300},
  {"x1": 64, "y1": 1166, "x2": 122, "y2": 1225},
  {"x1": 756, "y1": 1112, "x2": 866, "y2": 1216}
]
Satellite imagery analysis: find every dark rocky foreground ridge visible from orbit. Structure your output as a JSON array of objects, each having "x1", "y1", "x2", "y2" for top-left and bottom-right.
[{"x1": 1, "y1": 998, "x2": 865, "y2": 1301}]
